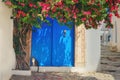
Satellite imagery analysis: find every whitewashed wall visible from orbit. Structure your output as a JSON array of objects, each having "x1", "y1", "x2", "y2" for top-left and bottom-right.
[
  {"x1": 0, "y1": 1, "x2": 15, "y2": 80},
  {"x1": 0, "y1": 0, "x2": 101, "y2": 76},
  {"x1": 110, "y1": 16, "x2": 117, "y2": 46},
  {"x1": 85, "y1": 29, "x2": 101, "y2": 72},
  {"x1": 73, "y1": 28, "x2": 101, "y2": 72},
  {"x1": 115, "y1": 17, "x2": 120, "y2": 52},
  {"x1": 110, "y1": 15, "x2": 120, "y2": 52}
]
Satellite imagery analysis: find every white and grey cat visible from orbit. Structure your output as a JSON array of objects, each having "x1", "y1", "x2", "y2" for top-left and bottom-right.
[{"x1": 31, "y1": 57, "x2": 39, "y2": 72}]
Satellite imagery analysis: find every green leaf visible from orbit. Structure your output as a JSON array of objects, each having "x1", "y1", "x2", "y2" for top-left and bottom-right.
[{"x1": 22, "y1": 17, "x2": 28, "y2": 23}]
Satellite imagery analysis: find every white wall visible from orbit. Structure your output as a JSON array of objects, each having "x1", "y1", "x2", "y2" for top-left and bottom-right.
[
  {"x1": 109, "y1": 15, "x2": 117, "y2": 46},
  {"x1": 85, "y1": 29, "x2": 101, "y2": 71},
  {"x1": 110, "y1": 15, "x2": 120, "y2": 52},
  {"x1": 116, "y1": 17, "x2": 120, "y2": 52},
  {"x1": 0, "y1": 1, "x2": 15, "y2": 80},
  {"x1": 0, "y1": 1, "x2": 101, "y2": 76},
  {"x1": 71, "y1": 29, "x2": 101, "y2": 72}
]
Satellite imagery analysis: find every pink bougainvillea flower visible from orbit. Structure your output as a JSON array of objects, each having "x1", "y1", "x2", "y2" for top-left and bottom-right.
[
  {"x1": 16, "y1": 14, "x2": 20, "y2": 18},
  {"x1": 20, "y1": 3, "x2": 25, "y2": 7},
  {"x1": 106, "y1": 0, "x2": 108, "y2": 2},
  {"x1": 45, "y1": 13, "x2": 48, "y2": 17},
  {"x1": 33, "y1": 5, "x2": 37, "y2": 8},
  {"x1": 38, "y1": 2, "x2": 44, "y2": 6},
  {"x1": 3, "y1": 0, "x2": 120, "y2": 29},
  {"x1": 109, "y1": 13, "x2": 113, "y2": 17},
  {"x1": 110, "y1": 5, "x2": 118, "y2": 11},
  {"x1": 115, "y1": 12, "x2": 120, "y2": 18},
  {"x1": 72, "y1": 0, "x2": 78, "y2": 3},
  {"x1": 29, "y1": 3, "x2": 34, "y2": 7},
  {"x1": 64, "y1": 19, "x2": 67, "y2": 23},
  {"x1": 60, "y1": 18, "x2": 63, "y2": 22},
  {"x1": 55, "y1": 1, "x2": 64, "y2": 9},
  {"x1": 83, "y1": 11, "x2": 91, "y2": 15},
  {"x1": 18, "y1": 10, "x2": 22, "y2": 15},
  {"x1": 5, "y1": 1, "x2": 12, "y2": 6},
  {"x1": 81, "y1": 18, "x2": 86, "y2": 21},
  {"x1": 65, "y1": 7, "x2": 70, "y2": 11},
  {"x1": 38, "y1": 2, "x2": 50, "y2": 12},
  {"x1": 56, "y1": 1, "x2": 63, "y2": 6},
  {"x1": 110, "y1": 17, "x2": 112, "y2": 22},
  {"x1": 22, "y1": 12, "x2": 26, "y2": 17},
  {"x1": 17, "y1": 10, "x2": 26, "y2": 18},
  {"x1": 51, "y1": 6, "x2": 57, "y2": 13},
  {"x1": 42, "y1": 5, "x2": 50, "y2": 12},
  {"x1": 97, "y1": 3, "x2": 101, "y2": 6},
  {"x1": 73, "y1": 13, "x2": 77, "y2": 19},
  {"x1": 108, "y1": 13, "x2": 113, "y2": 22}
]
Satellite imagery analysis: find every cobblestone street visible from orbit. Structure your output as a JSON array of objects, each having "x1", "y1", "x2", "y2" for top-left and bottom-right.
[
  {"x1": 10, "y1": 46, "x2": 120, "y2": 80},
  {"x1": 100, "y1": 45, "x2": 120, "y2": 80}
]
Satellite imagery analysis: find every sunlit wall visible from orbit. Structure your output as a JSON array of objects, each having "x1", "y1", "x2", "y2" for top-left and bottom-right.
[{"x1": 0, "y1": 1, "x2": 15, "y2": 80}]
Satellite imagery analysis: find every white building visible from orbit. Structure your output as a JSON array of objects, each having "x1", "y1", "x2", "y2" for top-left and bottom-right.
[
  {"x1": 109, "y1": 15, "x2": 120, "y2": 52},
  {"x1": 0, "y1": 1, "x2": 101, "y2": 80},
  {"x1": 0, "y1": 1, "x2": 15, "y2": 80}
]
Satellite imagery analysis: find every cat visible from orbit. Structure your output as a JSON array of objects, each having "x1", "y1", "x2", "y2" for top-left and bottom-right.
[{"x1": 31, "y1": 57, "x2": 39, "y2": 72}]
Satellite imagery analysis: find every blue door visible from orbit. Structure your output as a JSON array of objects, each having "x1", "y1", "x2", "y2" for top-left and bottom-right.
[{"x1": 31, "y1": 18, "x2": 74, "y2": 67}]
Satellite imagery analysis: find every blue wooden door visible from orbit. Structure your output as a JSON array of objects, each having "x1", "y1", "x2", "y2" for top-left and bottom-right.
[
  {"x1": 31, "y1": 17, "x2": 52, "y2": 66},
  {"x1": 52, "y1": 19, "x2": 74, "y2": 66},
  {"x1": 31, "y1": 18, "x2": 74, "y2": 67}
]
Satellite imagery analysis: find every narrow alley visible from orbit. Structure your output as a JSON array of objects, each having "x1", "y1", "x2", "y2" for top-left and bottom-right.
[
  {"x1": 10, "y1": 45, "x2": 120, "y2": 80},
  {"x1": 100, "y1": 45, "x2": 120, "y2": 80}
]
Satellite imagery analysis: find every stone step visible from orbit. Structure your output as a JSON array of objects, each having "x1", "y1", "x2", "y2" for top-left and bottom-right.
[{"x1": 101, "y1": 56, "x2": 120, "y2": 57}]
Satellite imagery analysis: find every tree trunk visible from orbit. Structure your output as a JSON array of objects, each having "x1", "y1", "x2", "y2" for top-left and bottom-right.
[
  {"x1": 13, "y1": 19, "x2": 31, "y2": 70},
  {"x1": 25, "y1": 29, "x2": 32, "y2": 66}
]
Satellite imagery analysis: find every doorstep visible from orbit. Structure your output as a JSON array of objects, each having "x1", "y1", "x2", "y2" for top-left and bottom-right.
[
  {"x1": 12, "y1": 70, "x2": 31, "y2": 76},
  {"x1": 30, "y1": 67, "x2": 86, "y2": 73}
]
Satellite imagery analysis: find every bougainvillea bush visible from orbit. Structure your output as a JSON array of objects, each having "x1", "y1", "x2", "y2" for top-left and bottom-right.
[{"x1": 2, "y1": 0, "x2": 120, "y2": 29}]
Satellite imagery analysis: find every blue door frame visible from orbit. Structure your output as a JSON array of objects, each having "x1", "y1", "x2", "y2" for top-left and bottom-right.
[{"x1": 31, "y1": 18, "x2": 74, "y2": 67}]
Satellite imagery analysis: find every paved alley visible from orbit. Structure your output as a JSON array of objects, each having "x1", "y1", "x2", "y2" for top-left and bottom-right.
[
  {"x1": 100, "y1": 45, "x2": 120, "y2": 80},
  {"x1": 10, "y1": 45, "x2": 120, "y2": 80}
]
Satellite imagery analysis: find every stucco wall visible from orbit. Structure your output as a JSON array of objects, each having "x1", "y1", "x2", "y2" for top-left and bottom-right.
[
  {"x1": 115, "y1": 17, "x2": 120, "y2": 52},
  {"x1": 74, "y1": 26, "x2": 101, "y2": 72},
  {"x1": 110, "y1": 15, "x2": 120, "y2": 52},
  {"x1": 85, "y1": 29, "x2": 101, "y2": 72},
  {"x1": 0, "y1": 1, "x2": 15, "y2": 80},
  {"x1": 0, "y1": 1, "x2": 101, "y2": 77},
  {"x1": 111, "y1": 16, "x2": 116, "y2": 45}
]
